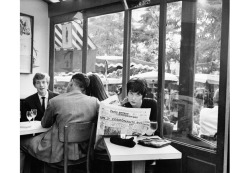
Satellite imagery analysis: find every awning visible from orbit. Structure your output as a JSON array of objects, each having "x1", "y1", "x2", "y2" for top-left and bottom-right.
[
  {"x1": 131, "y1": 71, "x2": 178, "y2": 82},
  {"x1": 96, "y1": 56, "x2": 156, "y2": 70}
]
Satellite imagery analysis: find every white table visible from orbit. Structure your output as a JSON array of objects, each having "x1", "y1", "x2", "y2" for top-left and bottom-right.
[
  {"x1": 20, "y1": 121, "x2": 50, "y2": 135},
  {"x1": 104, "y1": 137, "x2": 182, "y2": 173}
]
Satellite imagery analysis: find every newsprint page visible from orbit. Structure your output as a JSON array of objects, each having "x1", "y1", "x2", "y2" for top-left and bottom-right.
[{"x1": 95, "y1": 102, "x2": 151, "y2": 148}]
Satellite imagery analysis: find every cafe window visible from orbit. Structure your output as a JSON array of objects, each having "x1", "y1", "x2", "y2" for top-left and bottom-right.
[
  {"x1": 131, "y1": 6, "x2": 159, "y2": 96},
  {"x1": 127, "y1": 0, "x2": 222, "y2": 151},
  {"x1": 162, "y1": 0, "x2": 222, "y2": 151},
  {"x1": 162, "y1": 1, "x2": 182, "y2": 139},
  {"x1": 53, "y1": 19, "x2": 84, "y2": 94},
  {"x1": 50, "y1": 0, "x2": 223, "y2": 151},
  {"x1": 88, "y1": 12, "x2": 124, "y2": 96}
]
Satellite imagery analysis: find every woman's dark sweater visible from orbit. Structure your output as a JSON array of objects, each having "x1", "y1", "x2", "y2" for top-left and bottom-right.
[{"x1": 122, "y1": 98, "x2": 157, "y2": 121}]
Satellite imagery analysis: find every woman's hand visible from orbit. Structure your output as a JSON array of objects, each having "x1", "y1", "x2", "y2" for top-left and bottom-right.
[{"x1": 120, "y1": 97, "x2": 128, "y2": 105}]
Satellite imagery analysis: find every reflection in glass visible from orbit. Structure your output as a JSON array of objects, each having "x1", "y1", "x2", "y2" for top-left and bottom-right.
[
  {"x1": 128, "y1": 0, "x2": 222, "y2": 151},
  {"x1": 163, "y1": 0, "x2": 222, "y2": 151}
]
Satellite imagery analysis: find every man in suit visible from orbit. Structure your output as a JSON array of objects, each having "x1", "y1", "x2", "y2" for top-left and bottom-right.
[
  {"x1": 21, "y1": 72, "x2": 58, "y2": 121},
  {"x1": 20, "y1": 73, "x2": 100, "y2": 173}
]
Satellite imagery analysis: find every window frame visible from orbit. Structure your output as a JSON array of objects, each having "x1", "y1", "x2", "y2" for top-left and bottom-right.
[{"x1": 48, "y1": 2, "x2": 229, "y2": 172}]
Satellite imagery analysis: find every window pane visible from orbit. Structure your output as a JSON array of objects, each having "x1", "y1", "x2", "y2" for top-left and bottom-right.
[
  {"x1": 163, "y1": 0, "x2": 222, "y2": 151},
  {"x1": 88, "y1": 12, "x2": 124, "y2": 96},
  {"x1": 193, "y1": 0, "x2": 222, "y2": 149},
  {"x1": 131, "y1": 6, "x2": 159, "y2": 98},
  {"x1": 163, "y1": 2, "x2": 182, "y2": 141},
  {"x1": 53, "y1": 19, "x2": 83, "y2": 94},
  {"x1": 163, "y1": 1, "x2": 182, "y2": 138}
]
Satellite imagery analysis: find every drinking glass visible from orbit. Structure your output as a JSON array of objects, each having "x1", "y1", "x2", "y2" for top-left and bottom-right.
[
  {"x1": 31, "y1": 109, "x2": 37, "y2": 122},
  {"x1": 26, "y1": 111, "x2": 32, "y2": 123},
  {"x1": 150, "y1": 121, "x2": 158, "y2": 136}
]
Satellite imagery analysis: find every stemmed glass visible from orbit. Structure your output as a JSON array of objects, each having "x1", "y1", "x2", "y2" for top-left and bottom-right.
[
  {"x1": 26, "y1": 111, "x2": 32, "y2": 123},
  {"x1": 150, "y1": 121, "x2": 158, "y2": 136},
  {"x1": 31, "y1": 109, "x2": 37, "y2": 123}
]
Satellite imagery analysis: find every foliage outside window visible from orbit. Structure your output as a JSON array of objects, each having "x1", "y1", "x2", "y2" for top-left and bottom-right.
[
  {"x1": 161, "y1": 0, "x2": 222, "y2": 151},
  {"x1": 52, "y1": 0, "x2": 222, "y2": 151}
]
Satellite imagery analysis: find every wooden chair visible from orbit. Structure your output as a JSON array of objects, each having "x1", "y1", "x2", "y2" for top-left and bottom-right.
[{"x1": 44, "y1": 121, "x2": 96, "y2": 173}]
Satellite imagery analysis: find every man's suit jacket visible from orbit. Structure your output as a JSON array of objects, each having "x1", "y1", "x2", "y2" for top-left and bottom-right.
[
  {"x1": 21, "y1": 90, "x2": 58, "y2": 121},
  {"x1": 22, "y1": 90, "x2": 100, "y2": 163}
]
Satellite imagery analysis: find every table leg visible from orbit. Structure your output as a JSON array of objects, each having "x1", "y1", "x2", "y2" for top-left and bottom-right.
[
  {"x1": 132, "y1": 161, "x2": 145, "y2": 173},
  {"x1": 111, "y1": 162, "x2": 115, "y2": 173}
]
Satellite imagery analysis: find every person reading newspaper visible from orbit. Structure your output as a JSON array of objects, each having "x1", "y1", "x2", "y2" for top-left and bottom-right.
[
  {"x1": 121, "y1": 77, "x2": 158, "y2": 170},
  {"x1": 92, "y1": 77, "x2": 158, "y2": 172},
  {"x1": 122, "y1": 78, "x2": 157, "y2": 120},
  {"x1": 122, "y1": 77, "x2": 158, "y2": 135}
]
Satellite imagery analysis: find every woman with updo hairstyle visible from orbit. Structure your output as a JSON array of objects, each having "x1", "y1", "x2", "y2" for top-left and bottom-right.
[{"x1": 86, "y1": 73, "x2": 108, "y2": 101}]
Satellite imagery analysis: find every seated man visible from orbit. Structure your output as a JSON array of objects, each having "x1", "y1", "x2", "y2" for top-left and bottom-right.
[
  {"x1": 199, "y1": 89, "x2": 219, "y2": 140},
  {"x1": 20, "y1": 73, "x2": 100, "y2": 173},
  {"x1": 21, "y1": 73, "x2": 58, "y2": 121}
]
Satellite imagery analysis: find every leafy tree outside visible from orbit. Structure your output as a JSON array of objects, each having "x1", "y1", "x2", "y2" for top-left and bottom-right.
[{"x1": 88, "y1": 0, "x2": 222, "y2": 76}]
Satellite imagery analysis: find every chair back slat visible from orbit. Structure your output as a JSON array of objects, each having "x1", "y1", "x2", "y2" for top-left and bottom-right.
[
  {"x1": 59, "y1": 122, "x2": 92, "y2": 143},
  {"x1": 59, "y1": 121, "x2": 95, "y2": 173},
  {"x1": 45, "y1": 121, "x2": 96, "y2": 173}
]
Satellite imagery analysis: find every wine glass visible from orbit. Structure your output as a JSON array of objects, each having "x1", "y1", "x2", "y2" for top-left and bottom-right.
[
  {"x1": 150, "y1": 121, "x2": 158, "y2": 136},
  {"x1": 31, "y1": 109, "x2": 37, "y2": 122},
  {"x1": 26, "y1": 111, "x2": 32, "y2": 123}
]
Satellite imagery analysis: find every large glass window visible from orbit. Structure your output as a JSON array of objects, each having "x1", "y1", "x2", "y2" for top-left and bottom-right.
[
  {"x1": 51, "y1": 0, "x2": 222, "y2": 151},
  {"x1": 162, "y1": 1, "x2": 182, "y2": 140},
  {"x1": 131, "y1": 6, "x2": 159, "y2": 98},
  {"x1": 129, "y1": 0, "x2": 222, "y2": 151},
  {"x1": 53, "y1": 18, "x2": 84, "y2": 94},
  {"x1": 163, "y1": 0, "x2": 222, "y2": 151},
  {"x1": 88, "y1": 12, "x2": 124, "y2": 96}
]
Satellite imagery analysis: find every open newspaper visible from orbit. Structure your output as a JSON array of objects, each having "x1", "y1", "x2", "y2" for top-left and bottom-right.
[{"x1": 95, "y1": 102, "x2": 151, "y2": 148}]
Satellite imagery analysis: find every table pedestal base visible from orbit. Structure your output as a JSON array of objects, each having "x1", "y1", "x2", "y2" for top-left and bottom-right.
[{"x1": 132, "y1": 161, "x2": 145, "y2": 173}]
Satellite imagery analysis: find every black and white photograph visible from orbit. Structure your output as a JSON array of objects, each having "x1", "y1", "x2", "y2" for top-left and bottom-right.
[{"x1": 15, "y1": 0, "x2": 232, "y2": 173}]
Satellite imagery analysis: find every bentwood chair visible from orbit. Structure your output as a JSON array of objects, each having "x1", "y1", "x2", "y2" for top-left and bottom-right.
[{"x1": 44, "y1": 121, "x2": 96, "y2": 173}]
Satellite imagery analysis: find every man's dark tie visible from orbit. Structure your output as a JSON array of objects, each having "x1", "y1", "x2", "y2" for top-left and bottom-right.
[{"x1": 41, "y1": 97, "x2": 46, "y2": 111}]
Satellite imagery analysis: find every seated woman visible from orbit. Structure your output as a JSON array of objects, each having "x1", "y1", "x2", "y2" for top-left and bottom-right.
[
  {"x1": 86, "y1": 73, "x2": 124, "y2": 106},
  {"x1": 121, "y1": 77, "x2": 158, "y2": 171},
  {"x1": 86, "y1": 74, "x2": 131, "y2": 173},
  {"x1": 122, "y1": 77, "x2": 157, "y2": 122},
  {"x1": 86, "y1": 73, "x2": 109, "y2": 101}
]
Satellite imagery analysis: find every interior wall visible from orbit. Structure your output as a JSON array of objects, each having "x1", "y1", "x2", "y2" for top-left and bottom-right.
[{"x1": 20, "y1": 0, "x2": 49, "y2": 98}]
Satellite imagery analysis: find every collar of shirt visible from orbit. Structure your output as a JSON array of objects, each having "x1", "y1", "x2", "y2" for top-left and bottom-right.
[
  {"x1": 38, "y1": 91, "x2": 49, "y2": 100},
  {"x1": 67, "y1": 90, "x2": 84, "y2": 95}
]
